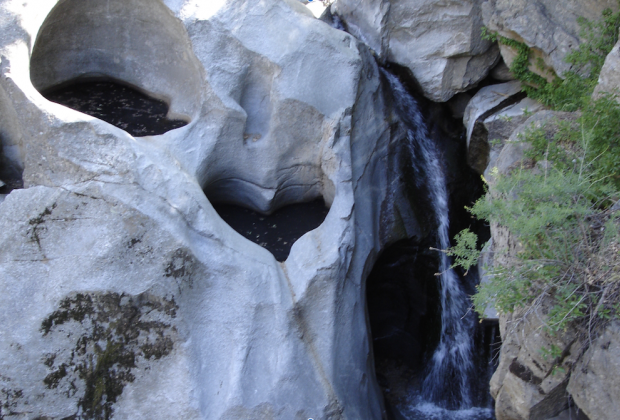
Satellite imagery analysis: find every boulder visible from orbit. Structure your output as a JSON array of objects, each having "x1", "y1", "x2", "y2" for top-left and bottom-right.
[
  {"x1": 491, "y1": 306, "x2": 582, "y2": 420},
  {"x1": 593, "y1": 38, "x2": 620, "y2": 99},
  {"x1": 463, "y1": 80, "x2": 546, "y2": 175},
  {"x1": 484, "y1": 110, "x2": 576, "y2": 183},
  {"x1": 567, "y1": 321, "x2": 620, "y2": 420},
  {"x1": 463, "y1": 80, "x2": 524, "y2": 174},
  {"x1": 0, "y1": 0, "x2": 412, "y2": 418},
  {"x1": 490, "y1": 59, "x2": 516, "y2": 82},
  {"x1": 482, "y1": 0, "x2": 620, "y2": 80},
  {"x1": 332, "y1": 0, "x2": 500, "y2": 102}
]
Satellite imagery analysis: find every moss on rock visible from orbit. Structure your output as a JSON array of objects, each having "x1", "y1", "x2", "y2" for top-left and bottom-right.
[{"x1": 40, "y1": 292, "x2": 178, "y2": 420}]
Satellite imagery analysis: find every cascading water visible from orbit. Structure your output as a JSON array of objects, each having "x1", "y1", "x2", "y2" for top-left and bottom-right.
[{"x1": 382, "y1": 69, "x2": 494, "y2": 420}]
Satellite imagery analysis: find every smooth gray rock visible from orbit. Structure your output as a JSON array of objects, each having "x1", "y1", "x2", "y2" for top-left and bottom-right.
[
  {"x1": 475, "y1": 94, "x2": 545, "y2": 175},
  {"x1": 482, "y1": 0, "x2": 619, "y2": 79},
  {"x1": 594, "y1": 38, "x2": 620, "y2": 99},
  {"x1": 463, "y1": 80, "x2": 524, "y2": 174},
  {"x1": 332, "y1": 0, "x2": 500, "y2": 102},
  {"x1": 490, "y1": 59, "x2": 516, "y2": 81},
  {"x1": 0, "y1": 0, "x2": 411, "y2": 418},
  {"x1": 546, "y1": 407, "x2": 589, "y2": 420},
  {"x1": 484, "y1": 110, "x2": 575, "y2": 183},
  {"x1": 567, "y1": 321, "x2": 620, "y2": 420}
]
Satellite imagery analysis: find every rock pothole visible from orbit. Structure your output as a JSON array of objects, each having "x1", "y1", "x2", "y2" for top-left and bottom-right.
[
  {"x1": 212, "y1": 199, "x2": 329, "y2": 262},
  {"x1": 42, "y1": 79, "x2": 188, "y2": 137},
  {"x1": 29, "y1": 0, "x2": 203, "y2": 134}
]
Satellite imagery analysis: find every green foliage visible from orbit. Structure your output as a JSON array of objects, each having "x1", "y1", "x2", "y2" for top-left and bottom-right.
[
  {"x1": 467, "y1": 135, "x2": 620, "y2": 330},
  {"x1": 446, "y1": 228, "x2": 480, "y2": 273},
  {"x1": 459, "y1": 4, "x2": 620, "y2": 334},
  {"x1": 581, "y1": 95, "x2": 620, "y2": 186},
  {"x1": 540, "y1": 344, "x2": 563, "y2": 363},
  {"x1": 570, "y1": 8, "x2": 620, "y2": 76},
  {"x1": 483, "y1": 2, "x2": 620, "y2": 112}
]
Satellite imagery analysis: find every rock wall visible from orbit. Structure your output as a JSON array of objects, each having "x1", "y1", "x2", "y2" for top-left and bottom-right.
[
  {"x1": 331, "y1": 0, "x2": 500, "y2": 102},
  {"x1": 0, "y1": 0, "x2": 418, "y2": 418},
  {"x1": 468, "y1": 38, "x2": 620, "y2": 418},
  {"x1": 3, "y1": 0, "x2": 620, "y2": 418},
  {"x1": 481, "y1": 0, "x2": 620, "y2": 80}
]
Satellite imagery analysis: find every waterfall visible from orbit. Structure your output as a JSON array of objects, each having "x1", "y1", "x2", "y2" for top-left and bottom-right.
[{"x1": 382, "y1": 70, "x2": 493, "y2": 419}]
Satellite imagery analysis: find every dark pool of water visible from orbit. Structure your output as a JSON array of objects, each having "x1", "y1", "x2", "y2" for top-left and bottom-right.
[
  {"x1": 212, "y1": 199, "x2": 329, "y2": 262},
  {"x1": 43, "y1": 80, "x2": 187, "y2": 136}
]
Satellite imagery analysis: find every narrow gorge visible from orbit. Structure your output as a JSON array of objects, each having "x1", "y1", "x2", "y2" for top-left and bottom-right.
[{"x1": 1, "y1": 1, "x2": 619, "y2": 420}]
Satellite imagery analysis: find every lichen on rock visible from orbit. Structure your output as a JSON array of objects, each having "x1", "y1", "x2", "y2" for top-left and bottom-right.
[{"x1": 40, "y1": 292, "x2": 178, "y2": 420}]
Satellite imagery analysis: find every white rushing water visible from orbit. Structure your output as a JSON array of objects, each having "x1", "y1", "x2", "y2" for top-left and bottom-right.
[{"x1": 382, "y1": 70, "x2": 490, "y2": 418}]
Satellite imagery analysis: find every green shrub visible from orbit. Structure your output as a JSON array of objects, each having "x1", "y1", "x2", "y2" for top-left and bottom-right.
[
  {"x1": 484, "y1": 2, "x2": 620, "y2": 112},
  {"x1": 460, "y1": 6, "x2": 620, "y2": 331},
  {"x1": 468, "y1": 132, "x2": 620, "y2": 331}
]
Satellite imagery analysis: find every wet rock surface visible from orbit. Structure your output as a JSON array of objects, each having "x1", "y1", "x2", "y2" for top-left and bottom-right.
[{"x1": 43, "y1": 80, "x2": 188, "y2": 137}]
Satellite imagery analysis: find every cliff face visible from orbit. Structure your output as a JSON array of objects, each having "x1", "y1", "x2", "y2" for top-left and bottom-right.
[
  {"x1": 471, "y1": 107, "x2": 620, "y2": 420},
  {"x1": 461, "y1": 35, "x2": 620, "y2": 420},
  {"x1": 330, "y1": 1, "x2": 620, "y2": 419},
  {"x1": 0, "y1": 0, "x2": 417, "y2": 418}
]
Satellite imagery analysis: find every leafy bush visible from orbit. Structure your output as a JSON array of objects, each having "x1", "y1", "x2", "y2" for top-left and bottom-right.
[
  {"x1": 461, "y1": 6, "x2": 620, "y2": 331},
  {"x1": 469, "y1": 131, "x2": 620, "y2": 331}
]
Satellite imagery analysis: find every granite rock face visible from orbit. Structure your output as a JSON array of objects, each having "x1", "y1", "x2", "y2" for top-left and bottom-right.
[
  {"x1": 462, "y1": 80, "x2": 523, "y2": 174},
  {"x1": 491, "y1": 306, "x2": 583, "y2": 420},
  {"x1": 462, "y1": 80, "x2": 547, "y2": 175},
  {"x1": 475, "y1": 111, "x2": 585, "y2": 420},
  {"x1": 567, "y1": 321, "x2": 620, "y2": 420},
  {"x1": 593, "y1": 38, "x2": 620, "y2": 99},
  {"x1": 0, "y1": 0, "x2": 413, "y2": 418},
  {"x1": 481, "y1": 0, "x2": 620, "y2": 80},
  {"x1": 332, "y1": 0, "x2": 500, "y2": 102}
]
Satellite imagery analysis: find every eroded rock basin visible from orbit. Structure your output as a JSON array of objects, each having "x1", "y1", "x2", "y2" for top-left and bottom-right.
[
  {"x1": 43, "y1": 80, "x2": 188, "y2": 137},
  {"x1": 212, "y1": 199, "x2": 329, "y2": 262}
]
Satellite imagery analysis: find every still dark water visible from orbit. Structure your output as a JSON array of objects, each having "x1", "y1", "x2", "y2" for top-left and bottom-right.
[
  {"x1": 212, "y1": 199, "x2": 329, "y2": 262},
  {"x1": 43, "y1": 80, "x2": 187, "y2": 136}
]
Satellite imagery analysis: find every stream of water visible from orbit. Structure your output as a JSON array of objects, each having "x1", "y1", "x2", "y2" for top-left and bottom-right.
[{"x1": 382, "y1": 70, "x2": 494, "y2": 420}]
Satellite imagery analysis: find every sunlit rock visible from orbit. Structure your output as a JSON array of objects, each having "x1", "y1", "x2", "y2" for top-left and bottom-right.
[
  {"x1": 482, "y1": 0, "x2": 620, "y2": 80},
  {"x1": 0, "y1": 0, "x2": 412, "y2": 418},
  {"x1": 331, "y1": 0, "x2": 500, "y2": 102}
]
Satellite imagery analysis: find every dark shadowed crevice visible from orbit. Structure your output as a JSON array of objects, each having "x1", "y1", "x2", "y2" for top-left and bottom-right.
[
  {"x1": 211, "y1": 199, "x2": 329, "y2": 262},
  {"x1": 0, "y1": 147, "x2": 23, "y2": 194},
  {"x1": 29, "y1": 0, "x2": 202, "y2": 136},
  {"x1": 42, "y1": 79, "x2": 188, "y2": 137},
  {"x1": 368, "y1": 65, "x2": 497, "y2": 419}
]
